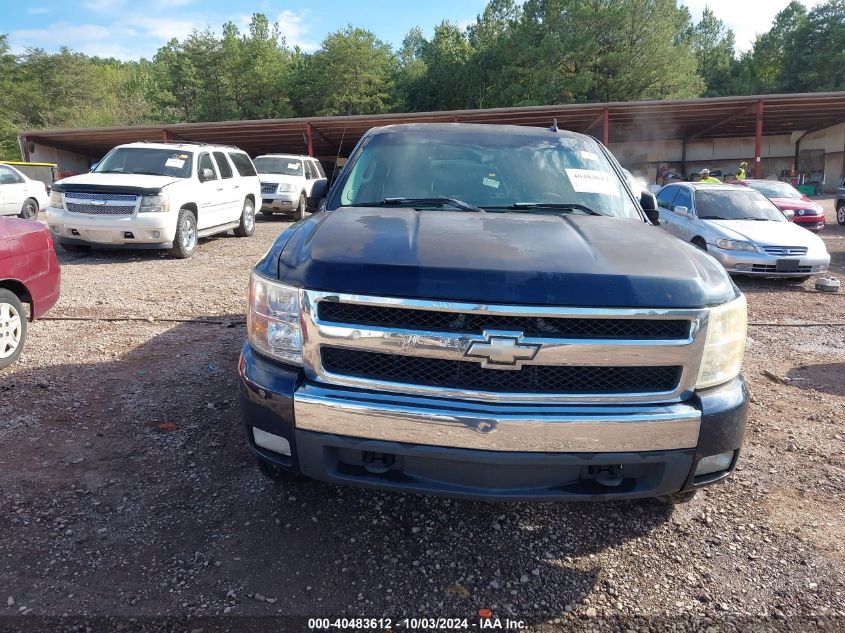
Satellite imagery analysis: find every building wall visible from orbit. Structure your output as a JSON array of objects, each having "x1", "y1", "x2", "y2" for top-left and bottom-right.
[
  {"x1": 613, "y1": 123, "x2": 845, "y2": 191},
  {"x1": 28, "y1": 142, "x2": 91, "y2": 175}
]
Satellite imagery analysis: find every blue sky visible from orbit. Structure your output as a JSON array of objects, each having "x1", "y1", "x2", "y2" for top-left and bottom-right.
[
  {"x1": 4, "y1": 0, "x2": 820, "y2": 61},
  {"x1": 4, "y1": 0, "x2": 488, "y2": 59}
]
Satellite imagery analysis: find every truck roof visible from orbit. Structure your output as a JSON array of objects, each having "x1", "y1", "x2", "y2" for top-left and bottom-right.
[{"x1": 368, "y1": 122, "x2": 597, "y2": 142}]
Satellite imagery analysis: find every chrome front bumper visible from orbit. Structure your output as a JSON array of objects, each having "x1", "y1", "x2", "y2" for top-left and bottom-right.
[
  {"x1": 709, "y1": 247, "x2": 829, "y2": 276},
  {"x1": 294, "y1": 383, "x2": 701, "y2": 453},
  {"x1": 261, "y1": 193, "x2": 297, "y2": 210}
]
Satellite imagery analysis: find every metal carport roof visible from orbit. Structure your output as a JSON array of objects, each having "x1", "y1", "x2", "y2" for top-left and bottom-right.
[{"x1": 18, "y1": 91, "x2": 845, "y2": 161}]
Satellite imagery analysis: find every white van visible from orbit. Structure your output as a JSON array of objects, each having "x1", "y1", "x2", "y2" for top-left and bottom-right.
[{"x1": 46, "y1": 142, "x2": 262, "y2": 258}]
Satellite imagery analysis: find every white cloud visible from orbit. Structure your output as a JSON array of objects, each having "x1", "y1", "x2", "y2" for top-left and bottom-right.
[
  {"x1": 83, "y1": 0, "x2": 126, "y2": 12},
  {"x1": 275, "y1": 9, "x2": 319, "y2": 51},
  {"x1": 682, "y1": 0, "x2": 820, "y2": 52},
  {"x1": 125, "y1": 15, "x2": 203, "y2": 42}
]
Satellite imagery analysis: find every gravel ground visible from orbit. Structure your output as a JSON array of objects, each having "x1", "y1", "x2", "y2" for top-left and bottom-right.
[{"x1": 1, "y1": 201, "x2": 844, "y2": 632}]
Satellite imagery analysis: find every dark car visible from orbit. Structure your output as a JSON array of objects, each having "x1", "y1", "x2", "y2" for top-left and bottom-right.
[
  {"x1": 837, "y1": 177, "x2": 845, "y2": 225},
  {"x1": 734, "y1": 179, "x2": 825, "y2": 231},
  {"x1": 239, "y1": 123, "x2": 748, "y2": 504},
  {"x1": 0, "y1": 218, "x2": 61, "y2": 369}
]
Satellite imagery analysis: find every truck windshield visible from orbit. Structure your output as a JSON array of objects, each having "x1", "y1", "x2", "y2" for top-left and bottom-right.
[
  {"x1": 94, "y1": 148, "x2": 193, "y2": 178},
  {"x1": 696, "y1": 189, "x2": 786, "y2": 221},
  {"x1": 330, "y1": 128, "x2": 640, "y2": 218},
  {"x1": 254, "y1": 157, "x2": 303, "y2": 177}
]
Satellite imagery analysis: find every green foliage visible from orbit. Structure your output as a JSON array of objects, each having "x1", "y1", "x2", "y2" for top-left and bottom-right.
[
  {"x1": 296, "y1": 26, "x2": 398, "y2": 116},
  {"x1": 2, "y1": 1, "x2": 845, "y2": 160}
]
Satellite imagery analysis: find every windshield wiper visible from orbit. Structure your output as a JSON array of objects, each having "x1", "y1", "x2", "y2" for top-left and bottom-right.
[
  {"x1": 348, "y1": 197, "x2": 484, "y2": 212},
  {"x1": 489, "y1": 202, "x2": 604, "y2": 216},
  {"x1": 699, "y1": 215, "x2": 728, "y2": 220}
]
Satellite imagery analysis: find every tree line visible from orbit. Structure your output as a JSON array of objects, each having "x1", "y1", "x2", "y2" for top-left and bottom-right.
[{"x1": 2, "y1": 0, "x2": 844, "y2": 160}]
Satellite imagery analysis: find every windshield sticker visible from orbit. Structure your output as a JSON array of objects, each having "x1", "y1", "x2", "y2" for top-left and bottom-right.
[
  {"x1": 580, "y1": 150, "x2": 599, "y2": 161},
  {"x1": 288, "y1": 162, "x2": 300, "y2": 169},
  {"x1": 165, "y1": 158, "x2": 185, "y2": 168},
  {"x1": 565, "y1": 168, "x2": 620, "y2": 196},
  {"x1": 482, "y1": 177, "x2": 500, "y2": 189}
]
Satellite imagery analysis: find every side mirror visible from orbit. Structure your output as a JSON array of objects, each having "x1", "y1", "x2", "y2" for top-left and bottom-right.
[
  {"x1": 199, "y1": 168, "x2": 214, "y2": 182},
  {"x1": 640, "y1": 191, "x2": 660, "y2": 226},
  {"x1": 674, "y1": 205, "x2": 690, "y2": 218},
  {"x1": 782, "y1": 209, "x2": 795, "y2": 221}
]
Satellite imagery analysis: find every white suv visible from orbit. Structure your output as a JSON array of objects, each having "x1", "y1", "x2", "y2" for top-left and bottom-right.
[
  {"x1": 46, "y1": 142, "x2": 262, "y2": 258},
  {"x1": 254, "y1": 154, "x2": 328, "y2": 220}
]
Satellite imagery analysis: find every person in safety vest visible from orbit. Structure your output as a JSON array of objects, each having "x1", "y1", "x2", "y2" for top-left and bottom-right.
[
  {"x1": 698, "y1": 168, "x2": 721, "y2": 184},
  {"x1": 736, "y1": 161, "x2": 748, "y2": 180}
]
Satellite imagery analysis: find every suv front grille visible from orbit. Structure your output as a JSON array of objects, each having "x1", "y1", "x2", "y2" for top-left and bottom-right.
[
  {"x1": 65, "y1": 202, "x2": 136, "y2": 215},
  {"x1": 322, "y1": 347, "x2": 682, "y2": 394},
  {"x1": 318, "y1": 302, "x2": 690, "y2": 340},
  {"x1": 261, "y1": 183, "x2": 277, "y2": 194}
]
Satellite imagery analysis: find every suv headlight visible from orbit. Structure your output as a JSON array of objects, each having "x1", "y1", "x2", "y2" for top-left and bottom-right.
[
  {"x1": 138, "y1": 194, "x2": 168, "y2": 213},
  {"x1": 248, "y1": 272, "x2": 302, "y2": 365},
  {"x1": 277, "y1": 183, "x2": 295, "y2": 192},
  {"x1": 49, "y1": 190, "x2": 63, "y2": 208},
  {"x1": 697, "y1": 295, "x2": 747, "y2": 389},
  {"x1": 715, "y1": 239, "x2": 757, "y2": 252}
]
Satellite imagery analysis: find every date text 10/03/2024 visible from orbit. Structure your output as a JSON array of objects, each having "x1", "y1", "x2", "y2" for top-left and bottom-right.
[{"x1": 307, "y1": 615, "x2": 527, "y2": 630}]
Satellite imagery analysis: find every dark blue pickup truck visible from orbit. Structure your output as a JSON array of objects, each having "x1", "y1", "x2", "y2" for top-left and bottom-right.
[{"x1": 239, "y1": 123, "x2": 748, "y2": 504}]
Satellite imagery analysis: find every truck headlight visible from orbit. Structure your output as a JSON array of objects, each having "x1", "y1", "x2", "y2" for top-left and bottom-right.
[
  {"x1": 49, "y1": 190, "x2": 63, "y2": 209},
  {"x1": 715, "y1": 239, "x2": 757, "y2": 252},
  {"x1": 277, "y1": 183, "x2": 295, "y2": 192},
  {"x1": 138, "y1": 195, "x2": 168, "y2": 213},
  {"x1": 248, "y1": 272, "x2": 302, "y2": 365},
  {"x1": 696, "y1": 295, "x2": 747, "y2": 389}
]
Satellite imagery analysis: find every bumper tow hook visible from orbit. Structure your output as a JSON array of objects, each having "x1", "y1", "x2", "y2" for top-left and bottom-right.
[
  {"x1": 362, "y1": 451, "x2": 396, "y2": 474},
  {"x1": 592, "y1": 465, "x2": 624, "y2": 487}
]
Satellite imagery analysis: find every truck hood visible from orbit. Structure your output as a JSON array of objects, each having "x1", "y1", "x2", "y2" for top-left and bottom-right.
[
  {"x1": 54, "y1": 172, "x2": 183, "y2": 194},
  {"x1": 702, "y1": 218, "x2": 824, "y2": 248},
  {"x1": 270, "y1": 208, "x2": 736, "y2": 308},
  {"x1": 258, "y1": 174, "x2": 300, "y2": 186}
]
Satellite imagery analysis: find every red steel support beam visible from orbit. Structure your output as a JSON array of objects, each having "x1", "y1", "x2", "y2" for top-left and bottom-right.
[
  {"x1": 603, "y1": 108, "x2": 609, "y2": 145},
  {"x1": 754, "y1": 100, "x2": 764, "y2": 179},
  {"x1": 306, "y1": 122, "x2": 314, "y2": 156}
]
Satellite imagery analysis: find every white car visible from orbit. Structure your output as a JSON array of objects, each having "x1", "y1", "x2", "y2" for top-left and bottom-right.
[
  {"x1": 0, "y1": 163, "x2": 49, "y2": 219},
  {"x1": 656, "y1": 182, "x2": 830, "y2": 279},
  {"x1": 254, "y1": 154, "x2": 328, "y2": 220},
  {"x1": 46, "y1": 142, "x2": 262, "y2": 258}
]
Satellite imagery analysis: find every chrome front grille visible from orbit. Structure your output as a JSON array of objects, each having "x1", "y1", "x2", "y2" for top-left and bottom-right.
[
  {"x1": 317, "y1": 302, "x2": 692, "y2": 340},
  {"x1": 763, "y1": 246, "x2": 807, "y2": 256},
  {"x1": 64, "y1": 192, "x2": 138, "y2": 215},
  {"x1": 301, "y1": 291, "x2": 708, "y2": 404},
  {"x1": 261, "y1": 183, "x2": 278, "y2": 194}
]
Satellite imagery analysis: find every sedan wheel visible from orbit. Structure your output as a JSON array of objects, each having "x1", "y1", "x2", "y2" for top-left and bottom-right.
[
  {"x1": 0, "y1": 293, "x2": 26, "y2": 369},
  {"x1": 19, "y1": 198, "x2": 38, "y2": 220},
  {"x1": 837, "y1": 204, "x2": 845, "y2": 226}
]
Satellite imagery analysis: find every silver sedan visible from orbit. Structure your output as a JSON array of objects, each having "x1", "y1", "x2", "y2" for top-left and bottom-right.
[{"x1": 655, "y1": 183, "x2": 830, "y2": 278}]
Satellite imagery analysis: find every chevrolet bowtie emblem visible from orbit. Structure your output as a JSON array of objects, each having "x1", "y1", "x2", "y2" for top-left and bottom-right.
[{"x1": 465, "y1": 333, "x2": 539, "y2": 370}]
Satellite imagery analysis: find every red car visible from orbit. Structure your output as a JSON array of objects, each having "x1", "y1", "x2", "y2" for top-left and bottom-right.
[
  {"x1": 0, "y1": 217, "x2": 61, "y2": 369},
  {"x1": 733, "y1": 179, "x2": 825, "y2": 231}
]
